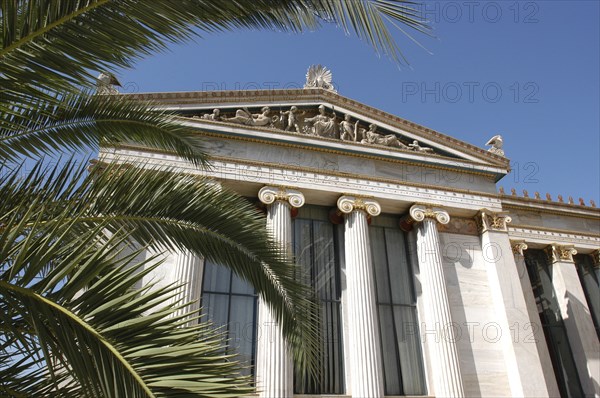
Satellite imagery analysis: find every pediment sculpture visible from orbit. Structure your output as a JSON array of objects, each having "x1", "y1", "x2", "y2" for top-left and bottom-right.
[
  {"x1": 304, "y1": 105, "x2": 337, "y2": 138},
  {"x1": 188, "y1": 105, "x2": 435, "y2": 154}
]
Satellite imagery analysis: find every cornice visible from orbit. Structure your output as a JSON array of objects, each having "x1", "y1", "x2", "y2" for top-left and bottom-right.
[
  {"x1": 508, "y1": 224, "x2": 600, "y2": 239},
  {"x1": 121, "y1": 88, "x2": 509, "y2": 168},
  {"x1": 501, "y1": 200, "x2": 600, "y2": 221}
]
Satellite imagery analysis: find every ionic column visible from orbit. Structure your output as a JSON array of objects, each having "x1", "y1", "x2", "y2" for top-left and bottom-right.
[
  {"x1": 544, "y1": 244, "x2": 600, "y2": 396},
  {"x1": 404, "y1": 204, "x2": 464, "y2": 397},
  {"x1": 337, "y1": 195, "x2": 384, "y2": 398},
  {"x1": 256, "y1": 186, "x2": 305, "y2": 398}
]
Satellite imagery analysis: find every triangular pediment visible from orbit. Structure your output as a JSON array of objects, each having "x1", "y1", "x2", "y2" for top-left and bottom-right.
[{"x1": 129, "y1": 88, "x2": 510, "y2": 180}]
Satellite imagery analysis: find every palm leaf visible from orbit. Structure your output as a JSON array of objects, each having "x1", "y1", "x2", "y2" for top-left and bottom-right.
[
  {"x1": 0, "y1": 1, "x2": 429, "y2": 107},
  {"x1": 0, "y1": 92, "x2": 208, "y2": 166},
  {"x1": 0, "y1": 178, "x2": 255, "y2": 396},
  {"x1": 0, "y1": 159, "x2": 322, "y2": 387}
]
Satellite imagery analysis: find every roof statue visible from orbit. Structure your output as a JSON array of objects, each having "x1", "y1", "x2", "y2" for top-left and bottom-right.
[
  {"x1": 96, "y1": 72, "x2": 121, "y2": 95},
  {"x1": 304, "y1": 65, "x2": 336, "y2": 92},
  {"x1": 486, "y1": 134, "x2": 505, "y2": 157}
]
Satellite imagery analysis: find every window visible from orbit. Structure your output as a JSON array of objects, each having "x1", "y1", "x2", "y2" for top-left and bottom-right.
[
  {"x1": 201, "y1": 259, "x2": 258, "y2": 377},
  {"x1": 524, "y1": 249, "x2": 583, "y2": 398},
  {"x1": 293, "y1": 206, "x2": 345, "y2": 394},
  {"x1": 575, "y1": 254, "x2": 600, "y2": 339},
  {"x1": 370, "y1": 216, "x2": 426, "y2": 396}
]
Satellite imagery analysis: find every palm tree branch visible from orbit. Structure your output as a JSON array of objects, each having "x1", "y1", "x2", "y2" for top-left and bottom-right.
[
  {"x1": 1, "y1": 0, "x2": 429, "y2": 110},
  {"x1": 0, "y1": 159, "x2": 322, "y2": 377},
  {"x1": 0, "y1": 93, "x2": 208, "y2": 165},
  {"x1": 0, "y1": 280, "x2": 156, "y2": 397},
  {"x1": 0, "y1": 0, "x2": 110, "y2": 56}
]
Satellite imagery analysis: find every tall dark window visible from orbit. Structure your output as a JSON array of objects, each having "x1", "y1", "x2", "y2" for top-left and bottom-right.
[
  {"x1": 575, "y1": 254, "x2": 600, "y2": 339},
  {"x1": 524, "y1": 249, "x2": 583, "y2": 397},
  {"x1": 370, "y1": 216, "x2": 426, "y2": 396},
  {"x1": 293, "y1": 205, "x2": 345, "y2": 394},
  {"x1": 201, "y1": 259, "x2": 258, "y2": 377}
]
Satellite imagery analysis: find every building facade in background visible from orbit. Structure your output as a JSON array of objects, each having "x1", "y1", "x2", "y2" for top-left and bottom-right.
[{"x1": 99, "y1": 72, "x2": 599, "y2": 397}]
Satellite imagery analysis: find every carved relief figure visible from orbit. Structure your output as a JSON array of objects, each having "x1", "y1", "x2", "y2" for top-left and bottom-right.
[
  {"x1": 361, "y1": 124, "x2": 408, "y2": 149},
  {"x1": 224, "y1": 106, "x2": 272, "y2": 126},
  {"x1": 339, "y1": 114, "x2": 360, "y2": 141},
  {"x1": 280, "y1": 106, "x2": 302, "y2": 132},
  {"x1": 305, "y1": 105, "x2": 337, "y2": 137},
  {"x1": 408, "y1": 140, "x2": 434, "y2": 153},
  {"x1": 200, "y1": 109, "x2": 221, "y2": 121}
]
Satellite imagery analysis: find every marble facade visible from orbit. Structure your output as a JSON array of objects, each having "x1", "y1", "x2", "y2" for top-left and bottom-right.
[{"x1": 100, "y1": 87, "x2": 599, "y2": 398}]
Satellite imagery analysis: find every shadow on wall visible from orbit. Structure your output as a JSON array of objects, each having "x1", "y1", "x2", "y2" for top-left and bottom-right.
[
  {"x1": 442, "y1": 243, "x2": 482, "y2": 398},
  {"x1": 564, "y1": 291, "x2": 600, "y2": 396}
]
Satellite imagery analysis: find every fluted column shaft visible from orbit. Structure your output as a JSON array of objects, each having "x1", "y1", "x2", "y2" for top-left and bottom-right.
[
  {"x1": 545, "y1": 245, "x2": 600, "y2": 396},
  {"x1": 256, "y1": 186, "x2": 304, "y2": 398},
  {"x1": 409, "y1": 205, "x2": 464, "y2": 397},
  {"x1": 338, "y1": 196, "x2": 384, "y2": 397}
]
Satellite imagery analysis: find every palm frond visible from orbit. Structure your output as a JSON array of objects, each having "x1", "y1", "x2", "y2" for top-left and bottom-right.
[
  {"x1": 0, "y1": 182, "x2": 254, "y2": 396},
  {"x1": 0, "y1": 1, "x2": 429, "y2": 109},
  {"x1": 0, "y1": 159, "x2": 322, "y2": 382},
  {"x1": 0, "y1": 92, "x2": 208, "y2": 166}
]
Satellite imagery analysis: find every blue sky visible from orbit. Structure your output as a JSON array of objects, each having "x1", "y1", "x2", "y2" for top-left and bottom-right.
[{"x1": 118, "y1": 0, "x2": 599, "y2": 205}]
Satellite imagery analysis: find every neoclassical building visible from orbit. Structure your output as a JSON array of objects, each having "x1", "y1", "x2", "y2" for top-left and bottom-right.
[{"x1": 99, "y1": 70, "x2": 600, "y2": 398}]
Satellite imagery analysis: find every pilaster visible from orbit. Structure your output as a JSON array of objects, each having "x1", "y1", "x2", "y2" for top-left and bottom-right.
[
  {"x1": 255, "y1": 186, "x2": 304, "y2": 398},
  {"x1": 404, "y1": 204, "x2": 465, "y2": 398},
  {"x1": 544, "y1": 244, "x2": 600, "y2": 396},
  {"x1": 477, "y1": 209, "x2": 556, "y2": 397},
  {"x1": 337, "y1": 195, "x2": 384, "y2": 398}
]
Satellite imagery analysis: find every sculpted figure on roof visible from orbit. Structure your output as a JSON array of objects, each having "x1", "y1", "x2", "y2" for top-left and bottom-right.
[
  {"x1": 361, "y1": 124, "x2": 408, "y2": 149},
  {"x1": 200, "y1": 109, "x2": 221, "y2": 121},
  {"x1": 485, "y1": 134, "x2": 505, "y2": 156},
  {"x1": 339, "y1": 114, "x2": 360, "y2": 141},
  {"x1": 304, "y1": 65, "x2": 336, "y2": 92},
  {"x1": 409, "y1": 140, "x2": 434, "y2": 153},
  {"x1": 279, "y1": 106, "x2": 303, "y2": 133},
  {"x1": 224, "y1": 106, "x2": 273, "y2": 126},
  {"x1": 305, "y1": 105, "x2": 337, "y2": 138}
]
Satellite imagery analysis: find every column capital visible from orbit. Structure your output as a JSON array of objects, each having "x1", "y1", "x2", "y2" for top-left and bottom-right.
[
  {"x1": 337, "y1": 195, "x2": 381, "y2": 217},
  {"x1": 258, "y1": 186, "x2": 305, "y2": 208},
  {"x1": 592, "y1": 249, "x2": 600, "y2": 269},
  {"x1": 511, "y1": 240, "x2": 528, "y2": 256},
  {"x1": 545, "y1": 244, "x2": 578, "y2": 264},
  {"x1": 476, "y1": 209, "x2": 512, "y2": 233}
]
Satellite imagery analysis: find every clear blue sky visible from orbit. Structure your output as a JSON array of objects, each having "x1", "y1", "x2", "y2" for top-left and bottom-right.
[{"x1": 117, "y1": 0, "x2": 599, "y2": 205}]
